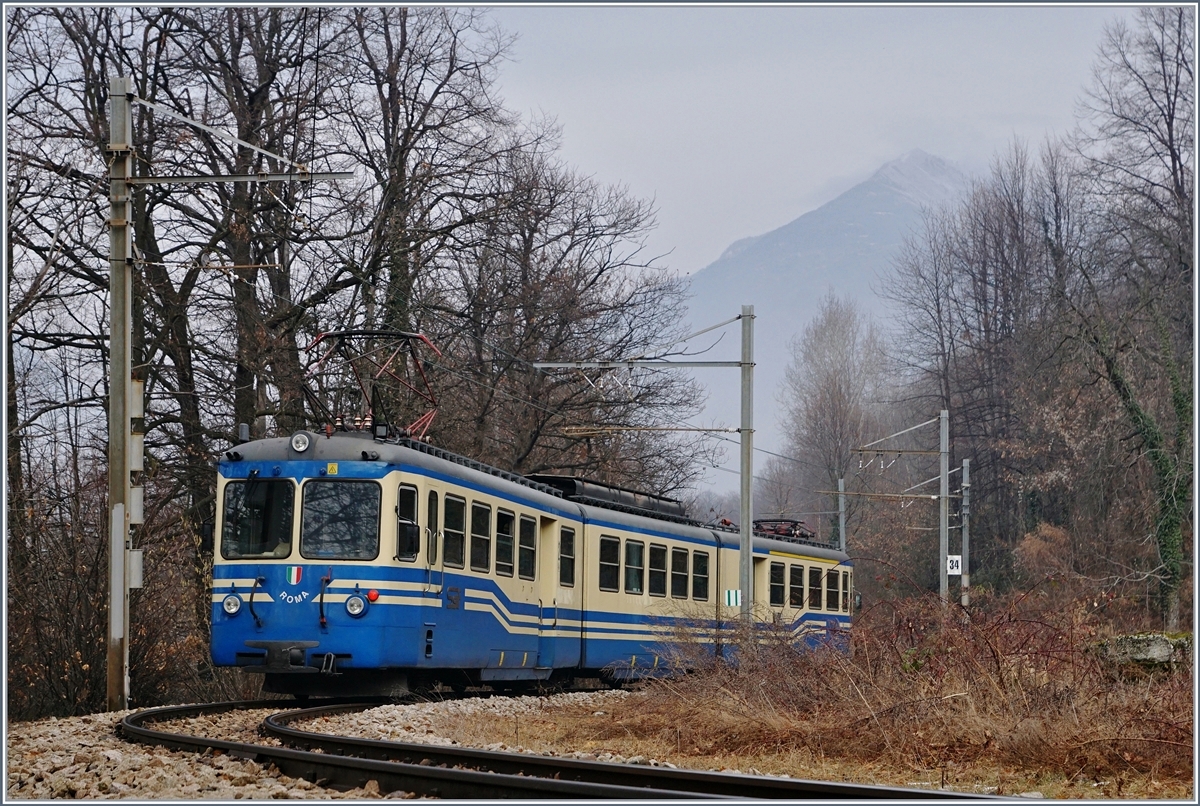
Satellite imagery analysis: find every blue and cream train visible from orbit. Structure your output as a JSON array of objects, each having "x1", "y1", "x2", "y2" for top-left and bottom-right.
[{"x1": 210, "y1": 426, "x2": 853, "y2": 696}]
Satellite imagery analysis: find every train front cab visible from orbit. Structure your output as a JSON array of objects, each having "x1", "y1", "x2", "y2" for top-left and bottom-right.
[{"x1": 211, "y1": 446, "x2": 428, "y2": 696}]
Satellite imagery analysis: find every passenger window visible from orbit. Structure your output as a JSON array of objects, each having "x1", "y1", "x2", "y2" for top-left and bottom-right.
[
  {"x1": 599, "y1": 536, "x2": 620, "y2": 591},
  {"x1": 396, "y1": 485, "x2": 419, "y2": 562},
  {"x1": 426, "y1": 491, "x2": 439, "y2": 565},
  {"x1": 769, "y1": 561, "x2": 785, "y2": 607},
  {"x1": 789, "y1": 564, "x2": 805, "y2": 608},
  {"x1": 624, "y1": 540, "x2": 645, "y2": 594},
  {"x1": 808, "y1": 567, "x2": 823, "y2": 610},
  {"x1": 842, "y1": 570, "x2": 850, "y2": 612},
  {"x1": 692, "y1": 551, "x2": 710, "y2": 601},
  {"x1": 443, "y1": 497, "x2": 465, "y2": 568},
  {"x1": 518, "y1": 516, "x2": 536, "y2": 580},
  {"x1": 221, "y1": 478, "x2": 294, "y2": 559},
  {"x1": 649, "y1": 544, "x2": 667, "y2": 597},
  {"x1": 670, "y1": 548, "x2": 688, "y2": 598},
  {"x1": 495, "y1": 510, "x2": 515, "y2": 577},
  {"x1": 470, "y1": 503, "x2": 491, "y2": 573},
  {"x1": 826, "y1": 568, "x2": 839, "y2": 611},
  {"x1": 559, "y1": 527, "x2": 575, "y2": 587},
  {"x1": 300, "y1": 480, "x2": 381, "y2": 560}
]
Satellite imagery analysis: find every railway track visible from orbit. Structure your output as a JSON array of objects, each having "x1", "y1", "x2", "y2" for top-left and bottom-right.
[{"x1": 120, "y1": 699, "x2": 998, "y2": 799}]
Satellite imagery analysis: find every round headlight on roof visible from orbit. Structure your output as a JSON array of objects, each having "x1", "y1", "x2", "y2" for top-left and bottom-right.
[{"x1": 290, "y1": 432, "x2": 311, "y2": 453}]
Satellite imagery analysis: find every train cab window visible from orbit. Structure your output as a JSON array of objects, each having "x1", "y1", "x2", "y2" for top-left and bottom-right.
[
  {"x1": 789, "y1": 564, "x2": 805, "y2": 608},
  {"x1": 300, "y1": 480, "x2": 381, "y2": 560},
  {"x1": 427, "y1": 491, "x2": 439, "y2": 565},
  {"x1": 559, "y1": 527, "x2": 575, "y2": 587},
  {"x1": 692, "y1": 551, "x2": 710, "y2": 601},
  {"x1": 842, "y1": 571, "x2": 850, "y2": 612},
  {"x1": 221, "y1": 478, "x2": 294, "y2": 559},
  {"x1": 769, "y1": 562, "x2": 785, "y2": 607},
  {"x1": 808, "y1": 567, "x2": 823, "y2": 610},
  {"x1": 624, "y1": 540, "x2": 645, "y2": 595},
  {"x1": 599, "y1": 536, "x2": 620, "y2": 591},
  {"x1": 518, "y1": 516, "x2": 536, "y2": 580},
  {"x1": 396, "y1": 485, "x2": 420, "y2": 562},
  {"x1": 470, "y1": 503, "x2": 491, "y2": 573},
  {"x1": 443, "y1": 497, "x2": 466, "y2": 568},
  {"x1": 826, "y1": 569, "x2": 839, "y2": 611},
  {"x1": 649, "y1": 544, "x2": 667, "y2": 597},
  {"x1": 495, "y1": 510, "x2": 515, "y2": 577},
  {"x1": 670, "y1": 548, "x2": 688, "y2": 598}
]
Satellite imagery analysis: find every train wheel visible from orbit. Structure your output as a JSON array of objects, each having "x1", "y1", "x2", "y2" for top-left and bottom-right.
[{"x1": 493, "y1": 682, "x2": 533, "y2": 696}]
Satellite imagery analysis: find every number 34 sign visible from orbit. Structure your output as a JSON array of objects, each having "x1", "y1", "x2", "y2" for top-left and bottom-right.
[{"x1": 947, "y1": 555, "x2": 963, "y2": 576}]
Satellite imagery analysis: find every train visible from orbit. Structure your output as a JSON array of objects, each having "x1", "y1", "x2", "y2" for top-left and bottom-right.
[{"x1": 208, "y1": 423, "x2": 853, "y2": 697}]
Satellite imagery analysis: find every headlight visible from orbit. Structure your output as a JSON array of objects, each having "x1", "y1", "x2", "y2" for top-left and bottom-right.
[
  {"x1": 345, "y1": 595, "x2": 367, "y2": 617},
  {"x1": 290, "y1": 432, "x2": 311, "y2": 452},
  {"x1": 222, "y1": 594, "x2": 242, "y2": 615}
]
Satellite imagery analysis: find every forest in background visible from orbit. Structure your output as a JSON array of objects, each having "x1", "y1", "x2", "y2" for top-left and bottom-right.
[
  {"x1": 6, "y1": 6, "x2": 1192, "y2": 720},
  {"x1": 754, "y1": 7, "x2": 1192, "y2": 636}
]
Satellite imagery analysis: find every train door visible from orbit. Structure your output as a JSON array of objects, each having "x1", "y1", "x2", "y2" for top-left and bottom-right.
[
  {"x1": 535, "y1": 516, "x2": 582, "y2": 669},
  {"x1": 423, "y1": 487, "x2": 443, "y2": 595},
  {"x1": 753, "y1": 555, "x2": 769, "y2": 617}
]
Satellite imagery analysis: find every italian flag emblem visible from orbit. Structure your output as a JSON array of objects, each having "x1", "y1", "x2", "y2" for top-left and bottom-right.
[{"x1": 286, "y1": 566, "x2": 302, "y2": 585}]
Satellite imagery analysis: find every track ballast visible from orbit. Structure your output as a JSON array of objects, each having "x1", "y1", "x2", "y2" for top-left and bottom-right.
[{"x1": 120, "y1": 698, "x2": 997, "y2": 799}]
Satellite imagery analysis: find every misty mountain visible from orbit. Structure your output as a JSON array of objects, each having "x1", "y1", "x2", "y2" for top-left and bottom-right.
[{"x1": 683, "y1": 149, "x2": 969, "y2": 484}]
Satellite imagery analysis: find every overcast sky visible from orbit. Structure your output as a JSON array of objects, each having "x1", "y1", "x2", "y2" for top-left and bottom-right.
[{"x1": 487, "y1": 3, "x2": 1138, "y2": 278}]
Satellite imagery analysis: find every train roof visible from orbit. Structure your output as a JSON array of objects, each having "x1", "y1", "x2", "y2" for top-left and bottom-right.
[
  {"x1": 221, "y1": 429, "x2": 848, "y2": 561},
  {"x1": 527, "y1": 474, "x2": 688, "y2": 519}
]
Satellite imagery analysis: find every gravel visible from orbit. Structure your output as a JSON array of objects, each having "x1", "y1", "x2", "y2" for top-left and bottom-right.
[
  {"x1": 4, "y1": 707, "x2": 411, "y2": 800},
  {"x1": 302, "y1": 690, "x2": 670, "y2": 765},
  {"x1": 4, "y1": 691, "x2": 632, "y2": 800}
]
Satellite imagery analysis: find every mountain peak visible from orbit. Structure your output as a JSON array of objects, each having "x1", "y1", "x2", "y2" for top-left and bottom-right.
[
  {"x1": 868, "y1": 149, "x2": 968, "y2": 208},
  {"x1": 685, "y1": 149, "x2": 968, "y2": 461}
]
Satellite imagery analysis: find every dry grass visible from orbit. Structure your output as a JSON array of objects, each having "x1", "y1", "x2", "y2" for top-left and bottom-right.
[{"x1": 421, "y1": 593, "x2": 1193, "y2": 799}]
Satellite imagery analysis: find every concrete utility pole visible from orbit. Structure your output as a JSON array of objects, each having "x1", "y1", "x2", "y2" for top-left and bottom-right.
[
  {"x1": 738, "y1": 305, "x2": 754, "y2": 621},
  {"x1": 106, "y1": 76, "x2": 134, "y2": 712},
  {"x1": 533, "y1": 306, "x2": 756, "y2": 620},
  {"x1": 939, "y1": 409, "x2": 949, "y2": 605},
  {"x1": 961, "y1": 458, "x2": 970, "y2": 608},
  {"x1": 104, "y1": 75, "x2": 352, "y2": 711}
]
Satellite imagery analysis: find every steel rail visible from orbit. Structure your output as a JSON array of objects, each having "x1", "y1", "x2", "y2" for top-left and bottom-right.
[
  {"x1": 119, "y1": 700, "x2": 718, "y2": 799},
  {"x1": 264, "y1": 701, "x2": 998, "y2": 800}
]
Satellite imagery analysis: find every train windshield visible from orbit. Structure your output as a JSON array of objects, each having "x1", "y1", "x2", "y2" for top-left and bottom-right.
[
  {"x1": 221, "y1": 478, "x2": 295, "y2": 559},
  {"x1": 300, "y1": 480, "x2": 381, "y2": 560}
]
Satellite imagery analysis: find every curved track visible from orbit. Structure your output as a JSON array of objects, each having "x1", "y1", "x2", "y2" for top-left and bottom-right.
[{"x1": 121, "y1": 700, "x2": 997, "y2": 799}]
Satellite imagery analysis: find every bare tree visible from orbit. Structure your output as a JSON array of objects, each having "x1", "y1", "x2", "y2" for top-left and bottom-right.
[
  {"x1": 6, "y1": 6, "x2": 717, "y2": 716},
  {"x1": 1059, "y1": 6, "x2": 1194, "y2": 628},
  {"x1": 775, "y1": 293, "x2": 883, "y2": 543},
  {"x1": 429, "y1": 132, "x2": 709, "y2": 493}
]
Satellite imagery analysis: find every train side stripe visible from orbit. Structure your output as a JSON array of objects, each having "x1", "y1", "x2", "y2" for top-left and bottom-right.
[{"x1": 209, "y1": 591, "x2": 275, "y2": 603}]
